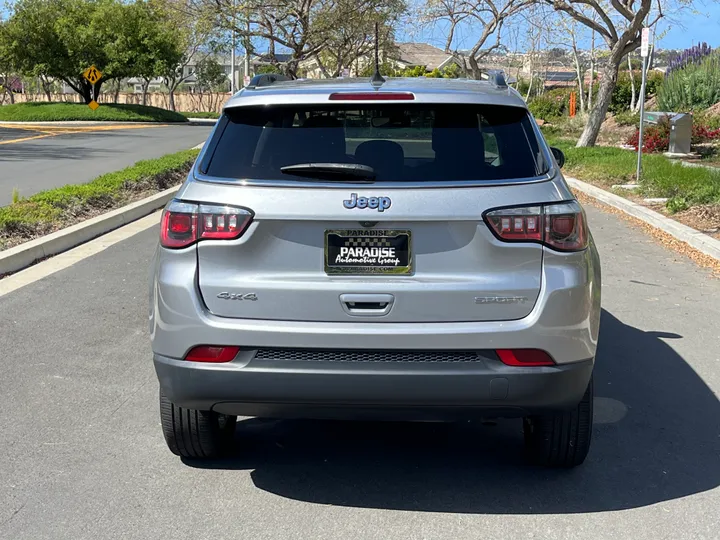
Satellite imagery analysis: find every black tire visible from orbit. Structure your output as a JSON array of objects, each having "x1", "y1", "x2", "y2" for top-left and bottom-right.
[
  {"x1": 523, "y1": 376, "x2": 593, "y2": 468},
  {"x1": 159, "y1": 390, "x2": 237, "y2": 459}
]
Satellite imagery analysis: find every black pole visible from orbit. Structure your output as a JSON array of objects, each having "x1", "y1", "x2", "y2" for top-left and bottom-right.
[{"x1": 370, "y1": 22, "x2": 385, "y2": 87}]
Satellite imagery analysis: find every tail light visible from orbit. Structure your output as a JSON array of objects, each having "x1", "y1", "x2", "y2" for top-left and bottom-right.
[
  {"x1": 484, "y1": 201, "x2": 588, "y2": 252},
  {"x1": 160, "y1": 200, "x2": 253, "y2": 249},
  {"x1": 185, "y1": 346, "x2": 241, "y2": 363},
  {"x1": 496, "y1": 349, "x2": 555, "y2": 367}
]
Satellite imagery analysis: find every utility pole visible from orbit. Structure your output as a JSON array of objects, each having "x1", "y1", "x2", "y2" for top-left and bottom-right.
[
  {"x1": 244, "y1": 13, "x2": 250, "y2": 86},
  {"x1": 636, "y1": 26, "x2": 650, "y2": 183},
  {"x1": 230, "y1": 0, "x2": 236, "y2": 93}
]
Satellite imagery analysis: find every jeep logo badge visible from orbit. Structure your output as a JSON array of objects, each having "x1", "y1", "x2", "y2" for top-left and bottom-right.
[{"x1": 343, "y1": 193, "x2": 391, "y2": 212}]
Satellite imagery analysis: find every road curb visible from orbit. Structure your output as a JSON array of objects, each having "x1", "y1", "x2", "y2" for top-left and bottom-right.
[
  {"x1": 566, "y1": 176, "x2": 720, "y2": 262},
  {"x1": 0, "y1": 186, "x2": 179, "y2": 276},
  {"x1": 0, "y1": 119, "x2": 215, "y2": 126}
]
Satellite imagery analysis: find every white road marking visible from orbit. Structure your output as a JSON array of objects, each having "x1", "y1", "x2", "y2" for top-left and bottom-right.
[
  {"x1": 0, "y1": 140, "x2": 206, "y2": 297},
  {"x1": 0, "y1": 211, "x2": 161, "y2": 299}
]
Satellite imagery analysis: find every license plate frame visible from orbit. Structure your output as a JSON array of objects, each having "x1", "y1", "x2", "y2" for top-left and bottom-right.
[{"x1": 324, "y1": 229, "x2": 412, "y2": 275}]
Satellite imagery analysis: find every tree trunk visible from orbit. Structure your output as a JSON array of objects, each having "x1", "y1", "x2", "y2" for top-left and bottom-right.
[
  {"x1": 113, "y1": 80, "x2": 121, "y2": 103},
  {"x1": 79, "y1": 80, "x2": 93, "y2": 103},
  {"x1": 628, "y1": 55, "x2": 636, "y2": 112},
  {"x1": 467, "y1": 54, "x2": 481, "y2": 80},
  {"x1": 576, "y1": 61, "x2": 620, "y2": 147},
  {"x1": 41, "y1": 76, "x2": 52, "y2": 102},
  {"x1": 525, "y1": 74, "x2": 534, "y2": 101},
  {"x1": 587, "y1": 29, "x2": 595, "y2": 112},
  {"x1": 572, "y1": 47, "x2": 585, "y2": 113},
  {"x1": 93, "y1": 80, "x2": 103, "y2": 103},
  {"x1": 168, "y1": 88, "x2": 176, "y2": 112},
  {"x1": 141, "y1": 79, "x2": 150, "y2": 106}
]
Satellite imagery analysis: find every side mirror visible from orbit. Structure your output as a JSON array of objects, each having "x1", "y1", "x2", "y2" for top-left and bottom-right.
[{"x1": 550, "y1": 147, "x2": 565, "y2": 169}]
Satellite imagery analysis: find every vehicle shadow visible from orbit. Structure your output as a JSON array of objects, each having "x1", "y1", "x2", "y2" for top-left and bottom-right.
[{"x1": 184, "y1": 309, "x2": 720, "y2": 514}]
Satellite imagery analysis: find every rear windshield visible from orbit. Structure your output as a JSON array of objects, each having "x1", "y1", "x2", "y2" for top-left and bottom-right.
[{"x1": 205, "y1": 104, "x2": 548, "y2": 182}]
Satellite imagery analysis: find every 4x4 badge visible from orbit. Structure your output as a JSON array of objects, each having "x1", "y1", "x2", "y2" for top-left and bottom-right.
[{"x1": 343, "y1": 193, "x2": 391, "y2": 212}]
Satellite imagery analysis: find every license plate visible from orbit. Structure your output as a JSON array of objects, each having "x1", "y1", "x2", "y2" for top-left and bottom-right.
[{"x1": 325, "y1": 229, "x2": 412, "y2": 275}]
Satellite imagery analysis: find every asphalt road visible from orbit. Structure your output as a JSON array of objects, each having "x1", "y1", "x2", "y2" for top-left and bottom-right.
[
  {"x1": 0, "y1": 124, "x2": 212, "y2": 206},
  {"x1": 1, "y1": 204, "x2": 719, "y2": 540}
]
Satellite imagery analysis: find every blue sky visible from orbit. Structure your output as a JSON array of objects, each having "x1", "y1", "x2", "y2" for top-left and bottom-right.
[
  {"x1": 1, "y1": 1, "x2": 717, "y2": 54},
  {"x1": 402, "y1": 3, "x2": 720, "y2": 52}
]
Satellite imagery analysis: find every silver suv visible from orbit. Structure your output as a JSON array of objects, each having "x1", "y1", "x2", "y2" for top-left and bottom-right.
[{"x1": 150, "y1": 73, "x2": 601, "y2": 467}]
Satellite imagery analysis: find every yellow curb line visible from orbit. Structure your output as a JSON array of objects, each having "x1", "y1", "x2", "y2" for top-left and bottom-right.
[{"x1": 0, "y1": 123, "x2": 165, "y2": 145}]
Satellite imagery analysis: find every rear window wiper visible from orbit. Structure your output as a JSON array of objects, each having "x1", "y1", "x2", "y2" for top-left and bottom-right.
[{"x1": 280, "y1": 163, "x2": 376, "y2": 182}]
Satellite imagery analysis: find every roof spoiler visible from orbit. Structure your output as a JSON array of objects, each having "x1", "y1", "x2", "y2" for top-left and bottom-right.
[
  {"x1": 481, "y1": 69, "x2": 507, "y2": 89},
  {"x1": 246, "y1": 74, "x2": 291, "y2": 89}
]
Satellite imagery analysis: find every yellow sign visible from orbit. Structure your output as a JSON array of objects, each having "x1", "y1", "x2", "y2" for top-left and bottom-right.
[
  {"x1": 88, "y1": 100, "x2": 100, "y2": 111},
  {"x1": 83, "y1": 65, "x2": 102, "y2": 84}
]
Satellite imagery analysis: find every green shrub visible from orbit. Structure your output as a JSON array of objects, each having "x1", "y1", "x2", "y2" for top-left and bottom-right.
[
  {"x1": 692, "y1": 111, "x2": 720, "y2": 130},
  {"x1": 528, "y1": 92, "x2": 567, "y2": 120},
  {"x1": 546, "y1": 137, "x2": 720, "y2": 208},
  {"x1": 609, "y1": 71, "x2": 664, "y2": 114},
  {"x1": 658, "y1": 53, "x2": 720, "y2": 111},
  {"x1": 666, "y1": 197, "x2": 689, "y2": 213},
  {"x1": 0, "y1": 149, "x2": 199, "y2": 242},
  {"x1": 179, "y1": 111, "x2": 220, "y2": 119},
  {"x1": 614, "y1": 111, "x2": 640, "y2": 126},
  {"x1": 256, "y1": 64, "x2": 282, "y2": 75},
  {"x1": 0, "y1": 102, "x2": 188, "y2": 122}
]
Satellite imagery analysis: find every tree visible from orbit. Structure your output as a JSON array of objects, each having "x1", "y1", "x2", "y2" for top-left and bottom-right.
[
  {"x1": 124, "y1": 1, "x2": 184, "y2": 107},
  {"x1": 311, "y1": 0, "x2": 404, "y2": 78},
  {"x1": 185, "y1": 0, "x2": 321, "y2": 78},
  {"x1": 156, "y1": 0, "x2": 221, "y2": 111},
  {"x1": 534, "y1": 9, "x2": 589, "y2": 112},
  {"x1": 186, "y1": 0, "x2": 408, "y2": 79},
  {"x1": 420, "y1": 0, "x2": 533, "y2": 79},
  {"x1": 1, "y1": 0, "x2": 179, "y2": 104},
  {"x1": 0, "y1": 20, "x2": 17, "y2": 104},
  {"x1": 543, "y1": 0, "x2": 663, "y2": 146},
  {"x1": 2, "y1": 0, "x2": 133, "y2": 103},
  {"x1": 195, "y1": 57, "x2": 228, "y2": 91}
]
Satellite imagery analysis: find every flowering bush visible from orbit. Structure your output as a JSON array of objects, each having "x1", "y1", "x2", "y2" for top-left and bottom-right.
[
  {"x1": 692, "y1": 123, "x2": 720, "y2": 143},
  {"x1": 666, "y1": 43, "x2": 713, "y2": 78},
  {"x1": 627, "y1": 124, "x2": 670, "y2": 153},
  {"x1": 626, "y1": 115, "x2": 720, "y2": 152},
  {"x1": 658, "y1": 51, "x2": 720, "y2": 111}
]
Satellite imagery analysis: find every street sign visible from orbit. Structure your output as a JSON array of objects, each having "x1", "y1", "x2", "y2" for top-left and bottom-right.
[
  {"x1": 88, "y1": 100, "x2": 100, "y2": 111},
  {"x1": 640, "y1": 28, "x2": 650, "y2": 57},
  {"x1": 83, "y1": 65, "x2": 102, "y2": 85}
]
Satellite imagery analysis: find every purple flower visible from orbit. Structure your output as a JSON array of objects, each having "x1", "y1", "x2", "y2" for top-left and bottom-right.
[{"x1": 666, "y1": 43, "x2": 713, "y2": 77}]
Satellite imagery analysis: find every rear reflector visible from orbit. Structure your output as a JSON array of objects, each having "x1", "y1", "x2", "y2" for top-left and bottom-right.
[
  {"x1": 496, "y1": 349, "x2": 555, "y2": 367},
  {"x1": 185, "y1": 346, "x2": 241, "y2": 363},
  {"x1": 328, "y1": 92, "x2": 415, "y2": 101}
]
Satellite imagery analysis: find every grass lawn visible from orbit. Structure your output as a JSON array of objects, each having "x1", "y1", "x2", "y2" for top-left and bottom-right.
[
  {"x1": 179, "y1": 111, "x2": 220, "y2": 119},
  {"x1": 0, "y1": 102, "x2": 188, "y2": 122},
  {"x1": 0, "y1": 148, "x2": 199, "y2": 250},
  {"x1": 546, "y1": 135, "x2": 720, "y2": 213}
]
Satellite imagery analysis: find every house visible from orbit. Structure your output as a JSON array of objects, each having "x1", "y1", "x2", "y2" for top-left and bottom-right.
[
  {"x1": 301, "y1": 42, "x2": 463, "y2": 79},
  {"x1": 539, "y1": 70, "x2": 578, "y2": 89},
  {"x1": 390, "y1": 42, "x2": 459, "y2": 72}
]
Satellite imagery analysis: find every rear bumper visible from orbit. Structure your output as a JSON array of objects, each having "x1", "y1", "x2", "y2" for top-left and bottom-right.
[
  {"x1": 150, "y1": 242, "x2": 601, "y2": 365},
  {"x1": 154, "y1": 353, "x2": 594, "y2": 420}
]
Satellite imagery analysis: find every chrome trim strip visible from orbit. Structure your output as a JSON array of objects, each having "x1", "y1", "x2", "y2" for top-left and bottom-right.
[{"x1": 191, "y1": 168, "x2": 555, "y2": 190}]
